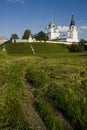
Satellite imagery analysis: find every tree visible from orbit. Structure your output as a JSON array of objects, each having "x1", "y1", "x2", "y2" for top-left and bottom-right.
[
  {"x1": 10, "y1": 34, "x2": 19, "y2": 40},
  {"x1": 34, "y1": 31, "x2": 49, "y2": 41},
  {"x1": 79, "y1": 39, "x2": 87, "y2": 51},
  {"x1": 22, "y1": 29, "x2": 31, "y2": 39},
  {"x1": 79, "y1": 39, "x2": 87, "y2": 43}
]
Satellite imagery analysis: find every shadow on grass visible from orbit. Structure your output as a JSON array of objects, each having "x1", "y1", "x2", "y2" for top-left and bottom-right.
[{"x1": 79, "y1": 53, "x2": 87, "y2": 56}]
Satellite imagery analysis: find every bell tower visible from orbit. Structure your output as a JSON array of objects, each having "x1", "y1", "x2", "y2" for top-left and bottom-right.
[{"x1": 67, "y1": 14, "x2": 79, "y2": 42}]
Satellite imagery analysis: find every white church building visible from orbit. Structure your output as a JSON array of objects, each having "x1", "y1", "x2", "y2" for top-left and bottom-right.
[{"x1": 45, "y1": 15, "x2": 79, "y2": 43}]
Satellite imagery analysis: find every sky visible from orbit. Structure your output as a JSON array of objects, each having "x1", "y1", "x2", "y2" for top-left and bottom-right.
[{"x1": 0, "y1": 0, "x2": 87, "y2": 40}]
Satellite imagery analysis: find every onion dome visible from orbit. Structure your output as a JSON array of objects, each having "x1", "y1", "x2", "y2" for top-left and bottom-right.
[{"x1": 49, "y1": 22, "x2": 55, "y2": 28}]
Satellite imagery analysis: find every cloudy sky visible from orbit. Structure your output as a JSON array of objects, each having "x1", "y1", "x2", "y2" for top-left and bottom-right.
[{"x1": 0, "y1": 0, "x2": 87, "y2": 40}]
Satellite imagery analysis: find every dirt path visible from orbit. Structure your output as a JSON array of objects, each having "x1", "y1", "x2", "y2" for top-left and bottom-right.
[
  {"x1": 23, "y1": 79, "x2": 74, "y2": 130},
  {"x1": 21, "y1": 58, "x2": 74, "y2": 130},
  {"x1": 52, "y1": 106, "x2": 74, "y2": 130},
  {"x1": 22, "y1": 78, "x2": 47, "y2": 130}
]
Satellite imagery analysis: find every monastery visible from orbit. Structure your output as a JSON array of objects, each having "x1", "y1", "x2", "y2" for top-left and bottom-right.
[{"x1": 45, "y1": 15, "x2": 79, "y2": 43}]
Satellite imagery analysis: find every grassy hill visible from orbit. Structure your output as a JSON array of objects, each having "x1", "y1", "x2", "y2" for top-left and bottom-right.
[
  {"x1": 0, "y1": 41, "x2": 69, "y2": 57},
  {"x1": 0, "y1": 42, "x2": 87, "y2": 130},
  {"x1": 31, "y1": 42, "x2": 68, "y2": 53},
  {"x1": 0, "y1": 42, "x2": 32, "y2": 56}
]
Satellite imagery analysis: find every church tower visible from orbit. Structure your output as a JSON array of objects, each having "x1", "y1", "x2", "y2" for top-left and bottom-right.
[
  {"x1": 67, "y1": 14, "x2": 79, "y2": 42},
  {"x1": 45, "y1": 22, "x2": 60, "y2": 40}
]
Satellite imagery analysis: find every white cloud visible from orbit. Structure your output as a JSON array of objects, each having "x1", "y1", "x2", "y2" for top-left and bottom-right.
[
  {"x1": 79, "y1": 26, "x2": 87, "y2": 30},
  {"x1": 8, "y1": 0, "x2": 24, "y2": 3},
  {"x1": 58, "y1": 26, "x2": 69, "y2": 32},
  {"x1": 78, "y1": 25, "x2": 87, "y2": 34},
  {"x1": 77, "y1": 26, "x2": 87, "y2": 40}
]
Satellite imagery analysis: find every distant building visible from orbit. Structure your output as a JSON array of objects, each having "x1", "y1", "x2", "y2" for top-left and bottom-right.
[
  {"x1": 67, "y1": 14, "x2": 79, "y2": 42},
  {"x1": 0, "y1": 37, "x2": 8, "y2": 45},
  {"x1": 45, "y1": 15, "x2": 79, "y2": 43},
  {"x1": 45, "y1": 22, "x2": 60, "y2": 40},
  {"x1": 28, "y1": 35, "x2": 36, "y2": 42}
]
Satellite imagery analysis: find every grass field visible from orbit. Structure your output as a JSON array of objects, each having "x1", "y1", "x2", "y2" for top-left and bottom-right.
[
  {"x1": 0, "y1": 42, "x2": 69, "y2": 56},
  {"x1": 0, "y1": 42, "x2": 87, "y2": 130}
]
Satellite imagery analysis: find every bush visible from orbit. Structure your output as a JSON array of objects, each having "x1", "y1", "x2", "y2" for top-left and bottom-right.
[{"x1": 69, "y1": 43, "x2": 85, "y2": 52}]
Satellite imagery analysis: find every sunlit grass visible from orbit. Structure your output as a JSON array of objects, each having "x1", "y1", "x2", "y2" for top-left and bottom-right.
[{"x1": 0, "y1": 42, "x2": 87, "y2": 130}]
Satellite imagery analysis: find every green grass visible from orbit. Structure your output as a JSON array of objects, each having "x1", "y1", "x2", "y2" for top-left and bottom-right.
[
  {"x1": 32, "y1": 42, "x2": 68, "y2": 53},
  {"x1": 0, "y1": 54, "x2": 33, "y2": 129},
  {"x1": 0, "y1": 42, "x2": 87, "y2": 130},
  {"x1": 26, "y1": 55, "x2": 87, "y2": 130},
  {"x1": 0, "y1": 42, "x2": 69, "y2": 57},
  {"x1": 1, "y1": 41, "x2": 87, "y2": 58},
  {"x1": 0, "y1": 42, "x2": 32, "y2": 56}
]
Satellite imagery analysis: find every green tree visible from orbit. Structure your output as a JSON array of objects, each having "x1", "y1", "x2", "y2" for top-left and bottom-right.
[
  {"x1": 79, "y1": 39, "x2": 87, "y2": 43},
  {"x1": 79, "y1": 39, "x2": 87, "y2": 51},
  {"x1": 35, "y1": 31, "x2": 49, "y2": 41},
  {"x1": 22, "y1": 29, "x2": 31, "y2": 39},
  {"x1": 10, "y1": 34, "x2": 19, "y2": 40}
]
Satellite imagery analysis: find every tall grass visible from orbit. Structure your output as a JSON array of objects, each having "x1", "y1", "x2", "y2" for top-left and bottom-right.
[
  {"x1": 0, "y1": 58, "x2": 32, "y2": 130},
  {"x1": 0, "y1": 42, "x2": 87, "y2": 130},
  {"x1": 25, "y1": 56, "x2": 87, "y2": 130}
]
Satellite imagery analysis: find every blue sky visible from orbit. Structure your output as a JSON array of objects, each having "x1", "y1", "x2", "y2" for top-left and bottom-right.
[{"x1": 0, "y1": 0, "x2": 87, "y2": 40}]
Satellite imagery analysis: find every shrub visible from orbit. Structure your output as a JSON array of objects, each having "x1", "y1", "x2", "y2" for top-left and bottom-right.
[{"x1": 69, "y1": 43, "x2": 85, "y2": 52}]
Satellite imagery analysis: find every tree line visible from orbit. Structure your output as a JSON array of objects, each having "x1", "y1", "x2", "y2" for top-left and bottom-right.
[{"x1": 10, "y1": 29, "x2": 48, "y2": 41}]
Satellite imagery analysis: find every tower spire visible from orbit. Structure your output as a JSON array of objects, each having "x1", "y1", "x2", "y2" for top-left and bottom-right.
[{"x1": 70, "y1": 14, "x2": 75, "y2": 27}]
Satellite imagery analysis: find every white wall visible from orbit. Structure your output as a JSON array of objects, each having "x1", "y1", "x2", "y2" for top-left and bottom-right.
[{"x1": 12, "y1": 39, "x2": 28, "y2": 43}]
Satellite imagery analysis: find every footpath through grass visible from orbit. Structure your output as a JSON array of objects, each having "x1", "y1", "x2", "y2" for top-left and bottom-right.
[
  {"x1": 0, "y1": 42, "x2": 87, "y2": 130},
  {"x1": 0, "y1": 53, "x2": 35, "y2": 130},
  {"x1": 25, "y1": 54, "x2": 87, "y2": 130}
]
